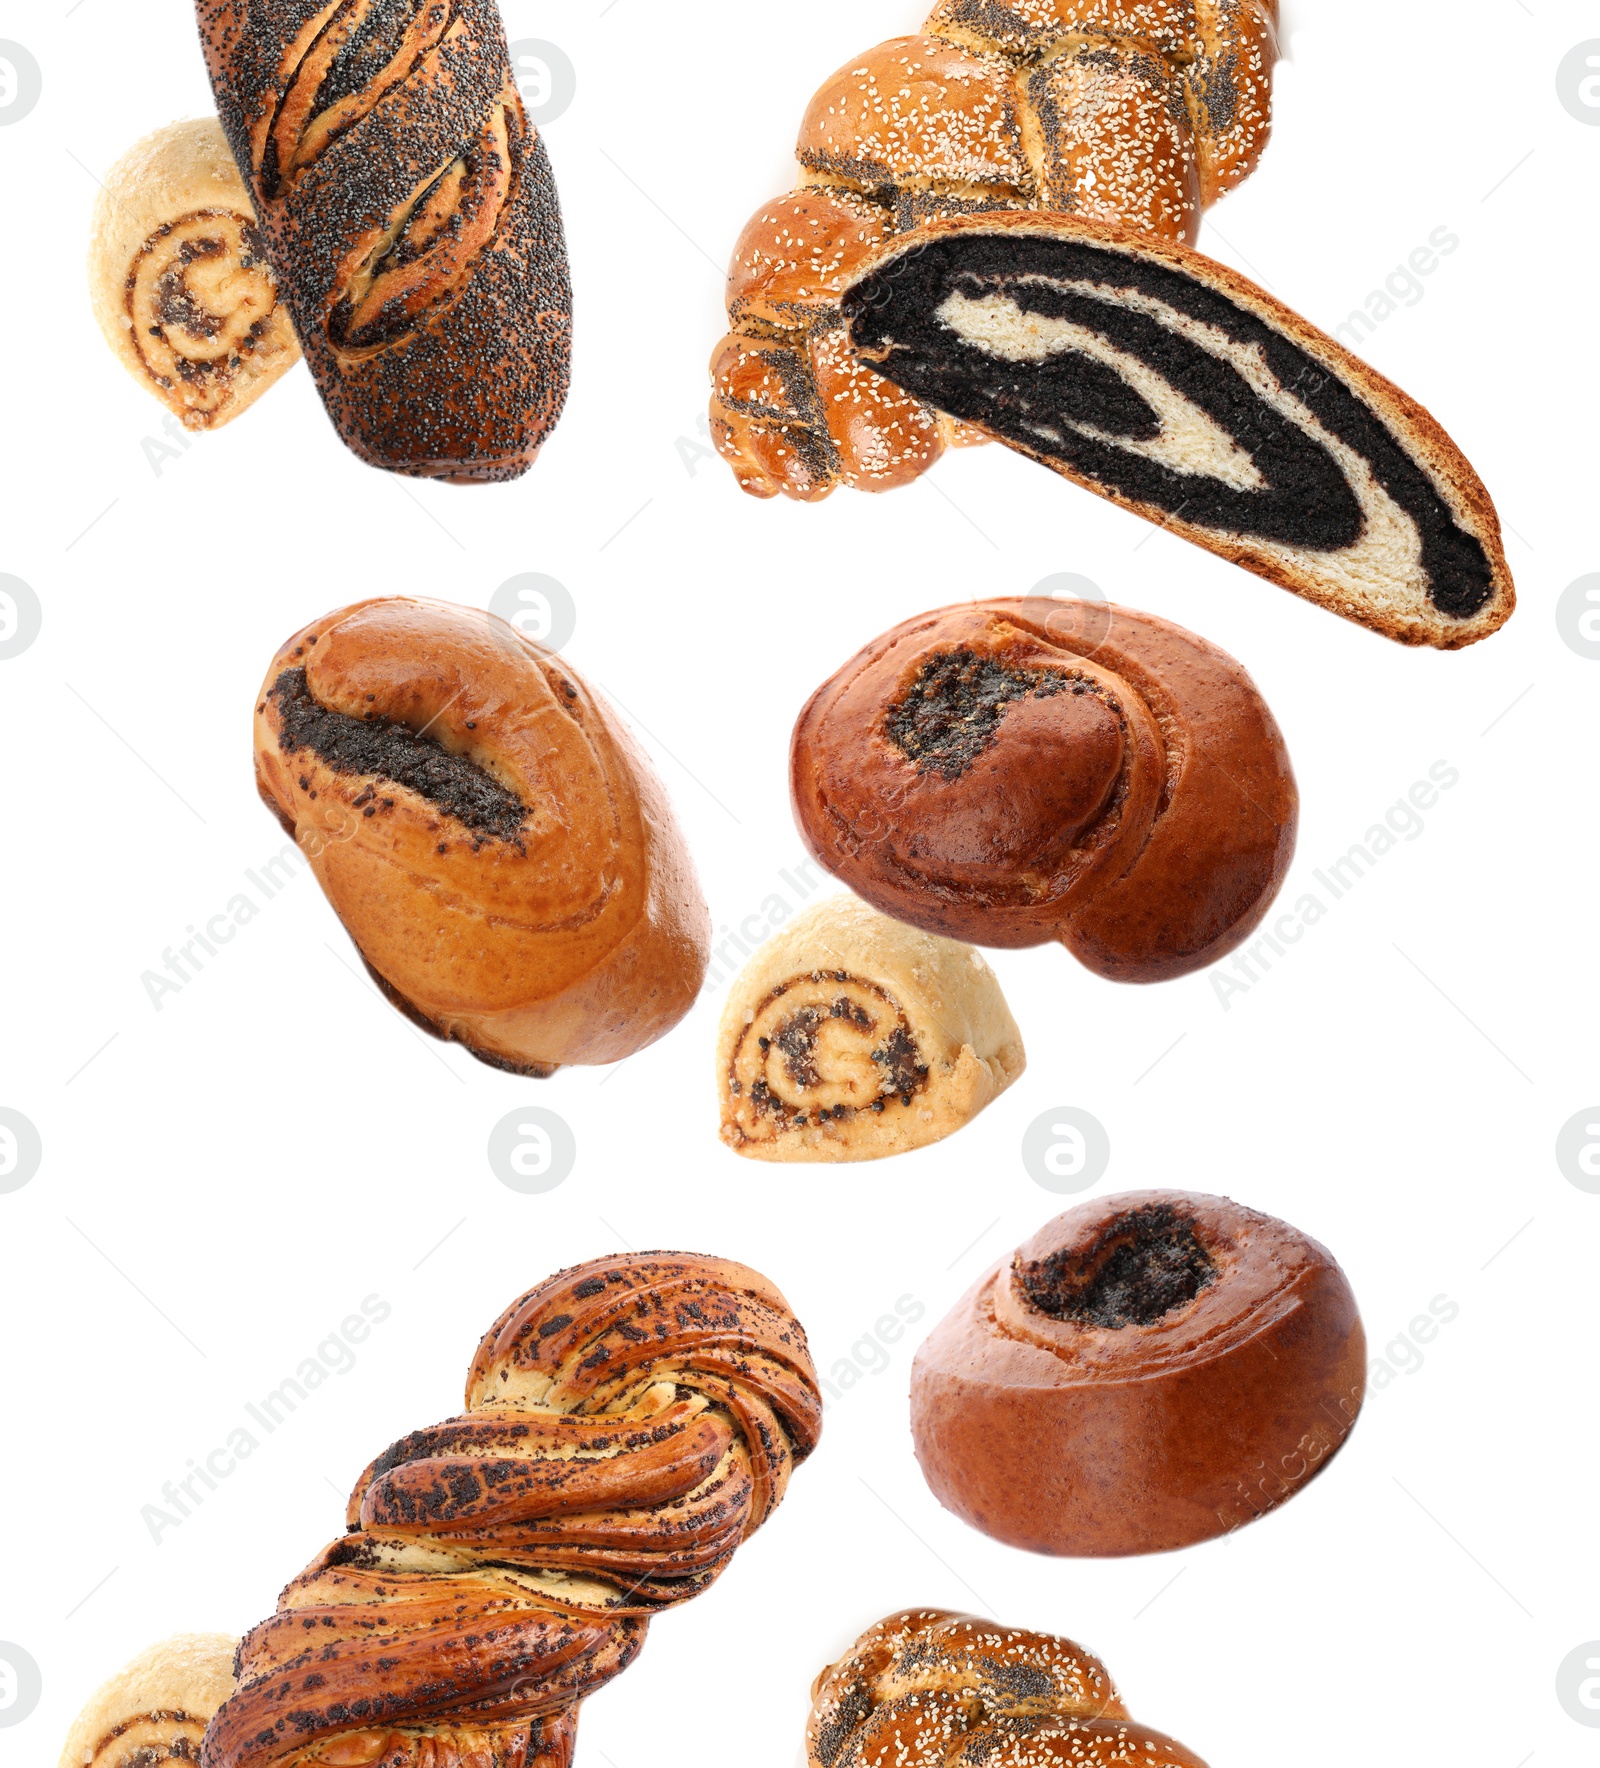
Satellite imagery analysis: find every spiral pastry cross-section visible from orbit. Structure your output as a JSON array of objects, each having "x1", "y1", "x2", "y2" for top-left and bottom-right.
[
  {"x1": 197, "y1": 0, "x2": 572, "y2": 479},
  {"x1": 791, "y1": 597, "x2": 1296, "y2": 982},
  {"x1": 59, "y1": 1635, "x2": 239, "y2": 1768},
  {"x1": 90, "y1": 119, "x2": 302, "y2": 430},
  {"x1": 711, "y1": 0, "x2": 1277, "y2": 501},
  {"x1": 808, "y1": 1610, "x2": 1208, "y2": 1768},
  {"x1": 199, "y1": 1253, "x2": 823, "y2": 1768},
  {"x1": 717, "y1": 896, "x2": 1025, "y2": 1162}
]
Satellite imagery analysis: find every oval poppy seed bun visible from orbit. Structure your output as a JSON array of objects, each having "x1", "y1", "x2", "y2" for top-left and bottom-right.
[
  {"x1": 910, "y1": 1191, "x2": 1366, "y2": 1556},
  {"x1": 253, "y1": 597, "x2": 710, "y2": 1075},
  {"x1": 790, "y1": 597, "x2": 1297, "y2": 983}
]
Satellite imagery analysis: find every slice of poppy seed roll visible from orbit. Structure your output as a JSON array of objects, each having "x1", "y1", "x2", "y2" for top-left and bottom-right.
[{"x1": 841, "y1": 211, "x2": 1514, "y2": 648}]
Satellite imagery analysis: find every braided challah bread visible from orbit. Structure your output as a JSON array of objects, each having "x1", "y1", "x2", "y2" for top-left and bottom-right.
[
  {"x1": 200, "y1": 1253, "x2": 822, "y2": 1768},
  {"x1": 711, "y1": 0, "x2": 1277, "y2": 502},
  {"x1": 807, "y1": 1609, "x2": 1208, "y2": 1768}
]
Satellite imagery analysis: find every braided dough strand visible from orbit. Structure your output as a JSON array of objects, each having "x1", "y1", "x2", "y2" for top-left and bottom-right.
[
  {"x1": 711, "y1": 0, "x2": 1277, "y2": 499},
  {"x1": 200, "y1": 1255, "x2": 822, "y2": 1768}
]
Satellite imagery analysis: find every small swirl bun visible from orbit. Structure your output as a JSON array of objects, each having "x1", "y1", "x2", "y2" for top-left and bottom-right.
[
  {"x1": 88, "y1": 119, "x2": 300, "y2": 430},
  {"x1": 790, "y1": 597, "x2": 1297, "y2": 982},
  {"x1": 59, "y1": 1634, "x2": 238, "y2": 1768},
  {"x1": 253, "y1": 597, "x2": 709, "y2": 1073}
]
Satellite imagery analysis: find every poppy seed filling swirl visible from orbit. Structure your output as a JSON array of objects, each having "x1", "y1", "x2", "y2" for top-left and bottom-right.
[{"x1": 845, "y1": 232, "x2": 1497, "y2": 619}]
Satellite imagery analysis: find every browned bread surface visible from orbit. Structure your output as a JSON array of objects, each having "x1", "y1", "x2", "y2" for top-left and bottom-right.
[
  {"x1": 253, "y1": 597, "x2": 710, "y2": 1072},
  {"x1": 808, "y1": 1609, "x2": 1209, "y2": 1768},
  {"x1": 911, "y1": 1191, "x2": 1366, "y2": 1554},
  {"x1": 201, "y1": 1254, "x2": 822, "y2": 1768},
  {"x1": 197, "y1": 0, "x2": 571, "y2": 480},
  {"x1": 711, "y1": 0, "x2": 1277, "y2": 500},
  {"x1": 791, "y1": 597, "x2": 1297, "y2": 981}
]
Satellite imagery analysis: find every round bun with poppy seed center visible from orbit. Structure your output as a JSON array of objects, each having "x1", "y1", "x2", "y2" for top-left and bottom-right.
[
  {"x1": 910, "y1": 1191, "x2": 1366, "y2": 1555},
  {"x1": 790, "y1": 596, "x2": 1296, "y2": 983}
]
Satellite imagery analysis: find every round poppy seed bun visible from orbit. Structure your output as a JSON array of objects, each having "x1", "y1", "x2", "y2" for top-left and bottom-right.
[
  {"x1": 790, "y1": 597, "x2": 1297, "y2": 982},
  {"x1": 253, "y1": 597, "x2": 710, "y2": 1074},
  {"x1": 910, "y1": 1190, "x2": 1366, "y2": 1556},
  {"x1": 59, "y1": 1634, "x2": 238, "y2": 1768}
]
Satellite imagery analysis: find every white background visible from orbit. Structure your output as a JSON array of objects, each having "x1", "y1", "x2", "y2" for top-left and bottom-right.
[{"x1": 1, "y1": 2, "x2": 1597, "y2": 1765}]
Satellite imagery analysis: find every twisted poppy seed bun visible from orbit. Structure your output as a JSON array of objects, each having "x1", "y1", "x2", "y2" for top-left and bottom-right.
[
  {"x1": 790, "y1": 597, "x2": 1296, "y2": 982},
  {"x1": 843, "y1": 212, "x2": 1515, "y2": 645},
  {"x1": 196, "y1": 0, "x2": 571, "y2": 480},
  {"x1": 60, "y1": 1635, "x2": 238, "y2": 1768},
  {"x1": 201, "y1": 1253, "x2": 823, "y2": 1768},
  {"x1": 808, "y1": 1609, "x2": 1208, "y2": 1768},
  {"x1": 910, "y1": 1191, "x2": 1366, "y2": 1556},
  {"x1": 253, "y1": 598, "x2": 709, "y2": 1073}
]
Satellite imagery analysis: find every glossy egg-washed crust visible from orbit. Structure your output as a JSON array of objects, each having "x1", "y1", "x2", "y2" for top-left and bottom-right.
[
  {"x1": 253, "y1": 597, "x2": 710, "y2": 1073},
  {"x1": 791, "y1": 597, "x2": 1297, "y2": 982},
  {"x1": 808, "y1": 1609, "x2": 1209, "y2": 1768},
  {"x1": 60, "y1": 1635, "x2": 239, "y2": 1768},
  {"x1": 200, "y1": 1254, "x2": 823, "y2": 1768},
  {"x1": 911, "y1": 1191, "x2": 1366, "y2": 1555},
  {"x1": 711, "y1": 0, "x2": 1277, "y2": 501},
  {"x1": 196, "y1": 0, "x2": 571, "y2": 479}
]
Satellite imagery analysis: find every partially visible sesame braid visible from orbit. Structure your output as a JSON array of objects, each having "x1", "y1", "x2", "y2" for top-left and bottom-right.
[{"x1": 709, "y1": 0, "x2": 1277, "y2": 502}]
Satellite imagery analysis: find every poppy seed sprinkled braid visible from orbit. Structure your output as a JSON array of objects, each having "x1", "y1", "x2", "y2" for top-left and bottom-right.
[{"x1": 200, "y1": 1254, "x2": 823, "y2": 1768}]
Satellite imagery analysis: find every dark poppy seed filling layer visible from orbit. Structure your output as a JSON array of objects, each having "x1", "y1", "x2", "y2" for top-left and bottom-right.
[
  {"x1": 735, "y1": 975, "x2": 931, "y2": 1130},
  {"x1": 89, "y1": 1712, "x2": 207, "y2": 1768},
  {"x1": 844, "y1": 232, "x2": 1497, "y2": 619},
  {"x1": 886, "y1": 646, "x2": 1079, "y2": 779},
  {"x1": 269, "y1": 667, "x2": 526, "y2": 844},
  {"x1": 1015, "y1": 1203, "x2": 1217, "y2": 1329}
]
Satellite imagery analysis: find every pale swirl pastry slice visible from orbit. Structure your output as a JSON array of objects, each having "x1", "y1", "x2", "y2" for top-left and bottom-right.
[
  {"x1": 717, "y1": 896, "x2": 1025, "y2": 1163},
  {"x1": 808, "y1": 1610, "x2": 1208, "y2": 1768},
  {"x1": 59, "y1": 1634, "x2": 238, "y2": 1768},
  {"x1": 89, "y1": 119, "x2": 301, "y2": 431}
]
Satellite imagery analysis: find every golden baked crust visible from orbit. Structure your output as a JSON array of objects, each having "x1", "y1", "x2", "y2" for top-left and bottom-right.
[
  {"x1": 59, "y1": 1634, "x2": 237, "y2": 1768},
  {"x1": 808, "y1": 1610, "x2": 1208, "y2": 1768},
  {"x1": 252, "y1": 597, "x2": 710, "y2": 1072},
  {"x1": 910, "y1": 1191, "x2": 1366, "y2": 1554},
  {"x1": 711, "y1": 0, "x2": 1277, "y2": 499},
  {"x1": 716, "y1": 896, "x2": 1025, "y2": 1163},
  {"x1": 200, "y1": 1254, "x2": 822, "y2": 1768},
  {"x1": 790, "y1": 598, "x2": 1297, "y2": 979},
  {"x1": 88, "y1": 118, "x2": 300, "y2": 430}
]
